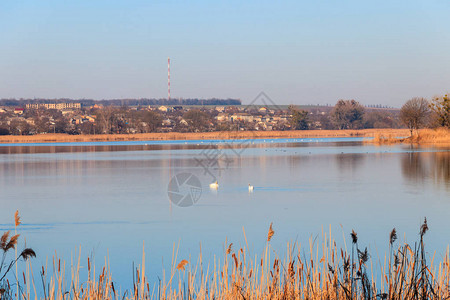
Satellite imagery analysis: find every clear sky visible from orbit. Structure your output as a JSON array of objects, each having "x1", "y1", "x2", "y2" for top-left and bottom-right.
[{"x1": 1, "y1": 0, "x2": 449, "y2": 107}]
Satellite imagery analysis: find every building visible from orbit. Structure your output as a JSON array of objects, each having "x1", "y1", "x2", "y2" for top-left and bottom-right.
[
  {"x1": 158, "y1": 106, "x2": 170, "y2": 112},
  {"x1": 84, "y1": 116, "x2": 96, "y2": 123},
  {"x1": 231, "y1": 113, "x2": 254, "y2": 122},
  {"x1": 14, "y1": 108, "x2": 24, "y2": 115},
  {"x1": 259, "y1": 107, "x2": 268, "y2": 113},
  {"x1": 216, "y1": 113, "x2": 230, "y2": 122},
  {"x1": 25, "y1": 118, "x2": 35, "y2": 125},
  {"x1": 25, "y1": 103, "x2": 81, "y2": 110}
]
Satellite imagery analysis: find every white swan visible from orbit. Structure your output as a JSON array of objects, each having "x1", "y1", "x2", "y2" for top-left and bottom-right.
[
  {"x1": 209, "y1": 181, "x2": 219, "y2": 189},
  {"x1": 248, "y1": 184, "x2": 254, "y2": 192}
]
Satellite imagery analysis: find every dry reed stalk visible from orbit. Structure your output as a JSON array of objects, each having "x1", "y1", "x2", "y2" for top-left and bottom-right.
[
  {"x1": 8, "y1": 219, "x2": 450, "y2": 299},
  {"x1": 14, "y1": 210, "x2": 20, "y2": 300}
]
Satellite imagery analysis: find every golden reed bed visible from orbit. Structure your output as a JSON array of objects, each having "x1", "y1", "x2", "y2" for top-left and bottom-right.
[
  {"x1": 0, "y1": 129, "x2": 411, "y2": 144},
  {"x1": 2, "y1": 214, "x2": 450, "y2": 300},
  {"x1": 372, "y1": 128, "x2": 450, "y2": 145}
]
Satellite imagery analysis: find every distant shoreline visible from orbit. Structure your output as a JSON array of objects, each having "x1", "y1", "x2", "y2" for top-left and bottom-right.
[{"x1": 0, "y1": 129, "x2": 411, "y2": 144}]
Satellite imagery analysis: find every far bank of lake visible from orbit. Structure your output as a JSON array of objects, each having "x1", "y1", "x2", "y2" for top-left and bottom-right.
[{"x1": 0, "y1": 128, "x2": 411, "y2": 144}]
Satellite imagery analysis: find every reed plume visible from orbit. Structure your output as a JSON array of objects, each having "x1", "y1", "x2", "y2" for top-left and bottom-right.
[
  {"x1": 0, "y1": 232, "x2": 9, "y2": 251},
  {"x1": 14, "y1": 210, "x2": 21, "y2": 227},
  {"x1": 176, "y1": 259, "x2": 188, "y2": 271},
  {"x1": 20, "y1": 248, "x2": 36, "y2": 260},
  {"x1": 420, "y1": 217, "x2": 428, "y2": 237},
  {"x1": 389, "y1": 228, "x2": 397, "y2": 245},
  {"x1": 350, "y1": 229, "x2": 358, "y2": 244},
  {"x1": 226, "y1": 243, "x2": 233, "y2": 254},
  {"x1": 267, "y1": 223, "x2": 275, "y2": 242}
]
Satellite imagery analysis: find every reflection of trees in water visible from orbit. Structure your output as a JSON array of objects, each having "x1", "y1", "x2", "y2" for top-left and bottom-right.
[
  {"x1": 401, "y1": 153, "x2": 428, "y2": 183},
  {"x1": 401, "y1": 151, "x2": 450, "y2": 187},
  {"x1": 0, "y1": 144, "x2": 204, "y2": 154},
  {"x1": 433, "y1": 152, "x2": 450, "y2": 184},
  {"x1": 288, "y1": 155, "x2": 310, "y2": 166},
  {"x1": 335, "y1": 153, "x2": 365, "y2": 173}
]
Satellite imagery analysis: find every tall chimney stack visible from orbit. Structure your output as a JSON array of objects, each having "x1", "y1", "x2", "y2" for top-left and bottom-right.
[{"x1": 168, "y1": 57, "x2": 170, "y2": 100}]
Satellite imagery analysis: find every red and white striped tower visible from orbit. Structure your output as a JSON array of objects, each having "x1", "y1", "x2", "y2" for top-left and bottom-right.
[{"x1": 167, "y1": 57, "x2": 170, "y2": 100}]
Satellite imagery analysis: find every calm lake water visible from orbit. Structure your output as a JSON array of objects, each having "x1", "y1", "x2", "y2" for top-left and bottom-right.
[{"x1": 0, "y1": 138, "x2": 449, "y2": 288}]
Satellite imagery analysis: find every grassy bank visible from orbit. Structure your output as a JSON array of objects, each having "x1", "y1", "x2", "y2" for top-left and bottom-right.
[
  {"x1": 372, "y1": 128, "x2": 450, "y2": 145},
  {"x1": 0, "y1": 129, "x2": 411, "y2": 144},
  {"x1": 2, "y1": 218, "x2": 450, "y2": 300}
]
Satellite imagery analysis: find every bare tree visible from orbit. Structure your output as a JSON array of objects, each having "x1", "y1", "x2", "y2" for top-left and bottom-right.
[
  {"x1": 400, "y1": 97, "x2": 430, "y2": 136},
  {"x1": 331, "y1": 100, "x2": 365, "y2": 129},
  {"x1": 183, "y1": 110, "x2": 212, "y2": 132},
  {"x1": 363, "y1": 110, "x2": 400, "y2": 129},
  {"x1": 139, "y1": 110, "x2": 162, "y2": 132},
  {"x1": 95, "y1": 106, "x2": 116, "y2": 134}
]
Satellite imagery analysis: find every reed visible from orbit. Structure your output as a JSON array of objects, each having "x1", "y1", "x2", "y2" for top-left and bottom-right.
[
  {"x1": 0, "y1": 129, "x2": 411, "y2": 144},
  {"x1": 3, "y1": 218, "x2": 450, "y2": 300},
  {"x1": 406, "y1": 128, "x2": 450, "y2": 144},
  {"x1": 371, "y1": 127, "x2": 450, "y2": 145},
  {"x1": 0, "y1": 211, "x2": 36, "y2": 300}
]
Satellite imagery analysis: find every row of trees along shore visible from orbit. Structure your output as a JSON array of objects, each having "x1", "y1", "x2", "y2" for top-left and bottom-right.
[
  {"x1": 290, "y1": 93, "x2": 450, "y2": 134},
  {"x1": 0, "y1": 94, "x2": 448, "y2": 135},
  {"x1": 399, "y1": 94, "x2": 450, "y2": 135}
]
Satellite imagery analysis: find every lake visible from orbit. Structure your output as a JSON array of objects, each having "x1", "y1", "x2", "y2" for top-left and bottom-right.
[{"x1": 0, "y1": 138, "x2": 449, "y2": 289}]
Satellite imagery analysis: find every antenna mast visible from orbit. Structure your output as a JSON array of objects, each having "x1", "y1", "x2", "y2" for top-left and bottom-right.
[{"x1": 168, "y1": 57, "x2": 171, "y2": 100}]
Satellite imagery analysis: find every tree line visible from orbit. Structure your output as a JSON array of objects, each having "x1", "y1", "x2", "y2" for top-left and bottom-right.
[
  {"x1": 289, "y1": 94, "x2": 450, "y2": 133},
  {"x1": 399, "y1": 94, "x2": 450, "y2": 135},
  {"x1": 0, "y1": 94, "x2": 448, "y2": 135},
  {"x1": 0, "y1": 98, "x2": 242, "y2": 107}
]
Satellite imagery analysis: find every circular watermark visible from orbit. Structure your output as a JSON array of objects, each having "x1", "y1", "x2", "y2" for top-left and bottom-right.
[{"x1": 167, "y1": 173, "x2": 202, "y2": 207}]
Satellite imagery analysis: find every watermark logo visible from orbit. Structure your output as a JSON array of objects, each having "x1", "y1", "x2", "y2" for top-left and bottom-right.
[
  {"x1": 167, "y1": 92, "x2": 284, "y2": 207},
  {"x1": 194, "y1": 144, "x2": 234, "y2": 182},
  {"x1": 167, "y1": 173, "x2": 202, "y2": 207},
  {"x1": 243, "y1": 91, "x2": 283, "y2": 112}
]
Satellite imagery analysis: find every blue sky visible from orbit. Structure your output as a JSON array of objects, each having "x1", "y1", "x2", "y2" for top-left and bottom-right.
[{"x1": 0, "y1": 0, "x2": 449, "y2": 106}]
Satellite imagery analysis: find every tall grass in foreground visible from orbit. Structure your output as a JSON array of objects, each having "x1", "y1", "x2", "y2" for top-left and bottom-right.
[
  {"x1": 2, "y1": 218, "x2": 450, "y2": 299},
  {"x1": 0, "y1": 211, "x2": 36, "y2": 300}
]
